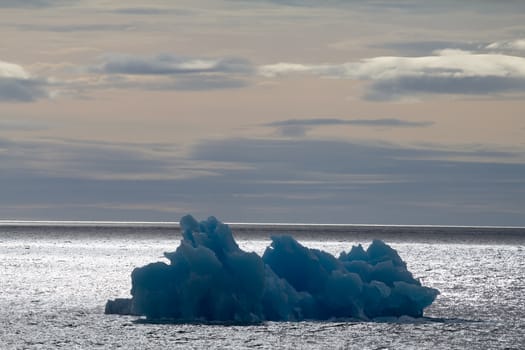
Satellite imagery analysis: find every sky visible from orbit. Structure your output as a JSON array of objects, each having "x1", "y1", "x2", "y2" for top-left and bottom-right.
[{"x1": 1, "y1": 0, "x2": 525, "y2": 225}]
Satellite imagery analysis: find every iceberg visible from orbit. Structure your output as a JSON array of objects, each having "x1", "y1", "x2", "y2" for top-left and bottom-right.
[{"x1": 105, "y1": 215, "x2": 439, "y2": 323}]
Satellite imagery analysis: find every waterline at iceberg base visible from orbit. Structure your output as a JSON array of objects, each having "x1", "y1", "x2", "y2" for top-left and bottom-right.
[{"x1": 105, "y1": 215, "x2": 439, "y2": 323}]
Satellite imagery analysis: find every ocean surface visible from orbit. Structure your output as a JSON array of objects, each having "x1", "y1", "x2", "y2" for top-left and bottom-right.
[{"x1": 1, "y1": 222, "x2": 524, "y2": 349}]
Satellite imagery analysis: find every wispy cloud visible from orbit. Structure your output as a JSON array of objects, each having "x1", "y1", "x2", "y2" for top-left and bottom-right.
[
  {"x1": 486, "y1": 38, "x2": 525, "y2": 52},
  {"x1": 186, "y1": 137, "x2": 525, "y2": 224},
  {"x1": 192, "y1": 138, "x2": 523, "y2": 168},
  {"x1": 111, "y1": 7, "x2": 192, "y2": 16},
  {"x1": 379, "y1": 39, "x2": 525, "y2": 56},
  {"x1": 376, "y1": 40, "x2": 484, "y2": 56},
  {"x1": 241, "y1": 0, "x2": 525, "y2": 13},
  {"x1": 0, "y1": 136, "x2": 248, "y2": 181},
  {"x1": 267, "y1": 118, "x2": 433, "y2": 127},
  {"x1": 2, "y1": 134, "x2": 524, "y2": 223},
  {"x1": 0, "y1": 119, "x2": 50, "y2": 131},
  {"x1": 266, "y1": 118, "x2": 433, "y2": 137},
  {"x1": 14, "y1": 23, "x2": 136, "y2": 32},
  {"x1": 259, "y1": 50, "x2": 525, "y2": 100}
]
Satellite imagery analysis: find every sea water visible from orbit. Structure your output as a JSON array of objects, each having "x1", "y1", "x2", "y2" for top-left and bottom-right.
[{"x1": 0, "y1": 223, "x2": 524, "y2": 349}]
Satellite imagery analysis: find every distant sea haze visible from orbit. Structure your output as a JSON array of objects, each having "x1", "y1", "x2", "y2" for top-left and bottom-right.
[
  {"x1": 1, "y1": 221, "x2": 524, "y2": 244},
  {"x1": 2, "y1": 219, "x2": 525, "y2": 228}
]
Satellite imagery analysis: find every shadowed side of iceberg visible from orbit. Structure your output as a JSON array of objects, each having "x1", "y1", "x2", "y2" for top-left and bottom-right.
[
  {"x1": 263, "y1": 235, "x2": 437, "y2": 319},
  {"x1": 105, "y1": 215, "x2": 439, "y2": 323}
]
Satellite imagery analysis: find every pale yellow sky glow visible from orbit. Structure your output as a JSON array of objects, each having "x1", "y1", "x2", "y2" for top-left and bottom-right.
[{"x1": 1, "y1": 0, "x2": 525, "y2": 224}]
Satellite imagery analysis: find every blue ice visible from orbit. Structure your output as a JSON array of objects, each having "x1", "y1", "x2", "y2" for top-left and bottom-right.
[{"x1": 105, "y1": 215, "x2": 439, "y2": 323}]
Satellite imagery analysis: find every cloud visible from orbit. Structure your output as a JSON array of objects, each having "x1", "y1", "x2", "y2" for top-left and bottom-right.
[
  {"x1": 0, "y1": 61, "x2": 30, "y2": 78},
  {"x1": 167, "y1": 76, "x2": 249, "y2": 91},
  {"x1": 0, "y1": 60, "x2": 49, "y2": 102},
  {"x1": 90, "y1": 75, "x2": 249, "y2": 92},
  {"x1": 259, "y1": 50, "x2": 525, "y2": 100},
  {"x1": 111, "y1": 7, "x2": 167, "y2": 15},
  {"x1": 0, "y1": 137, "x2": 184, "y2": 180},
  {"x1": 191, "y1": 138, "x2": 523, "y2": 171},
  {"x1": 2, "y1": 135, "x2": 524, "y2": 224},
  {"x1": 94, "y1": 54, "x2": 253, "y2": 76},
  {"x1": 86, "y1": 53, "x2": 253, "y2": 92},
  {"x1": 377, "y1": 41, "x2": 484, "y2": 56},
  {"x1": 266, "y1": 118, "x2": 433, "y2": 137},
  {"x1": 240, "y1": 0, "x2": 525, "y2": 13},
  {"x1": 379, "y1": 39, "x2": 525, "y2": 56},
  {"x1": 0, "y1": 119, "x2": 49, "y2": 131},
  {"x1": 486, "y1": 39, "x2": 525, "y2": 52},
  {"x1": 15, "y1": 23, "x2": 136, "y2": 32},
  {"x1": 0, "y1": 54, "x2": 252, "y2": 97},
  {"x1": 111, "y1": 7, "x2": 192, "y2": 16},
  {"x1": 0, "y1": 0, "x2": 69, "y2": 7},
  {"x1": 366, "y1": 75, "x2": 525, "y2": 101},
  {"x1": 185, "y1": 137, "x2": 525, "y2": 224},
  {"x1": 0, "y1": 136, "x2": 249, "y2": 181},
  {"x1": 268, "y1": 118, "x2": 433, "y2": 127}
]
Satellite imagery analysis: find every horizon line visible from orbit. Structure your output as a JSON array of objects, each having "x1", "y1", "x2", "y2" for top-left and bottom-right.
[{"x1": 0, "y1": 219, "x2": 524, "y2": 229}]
